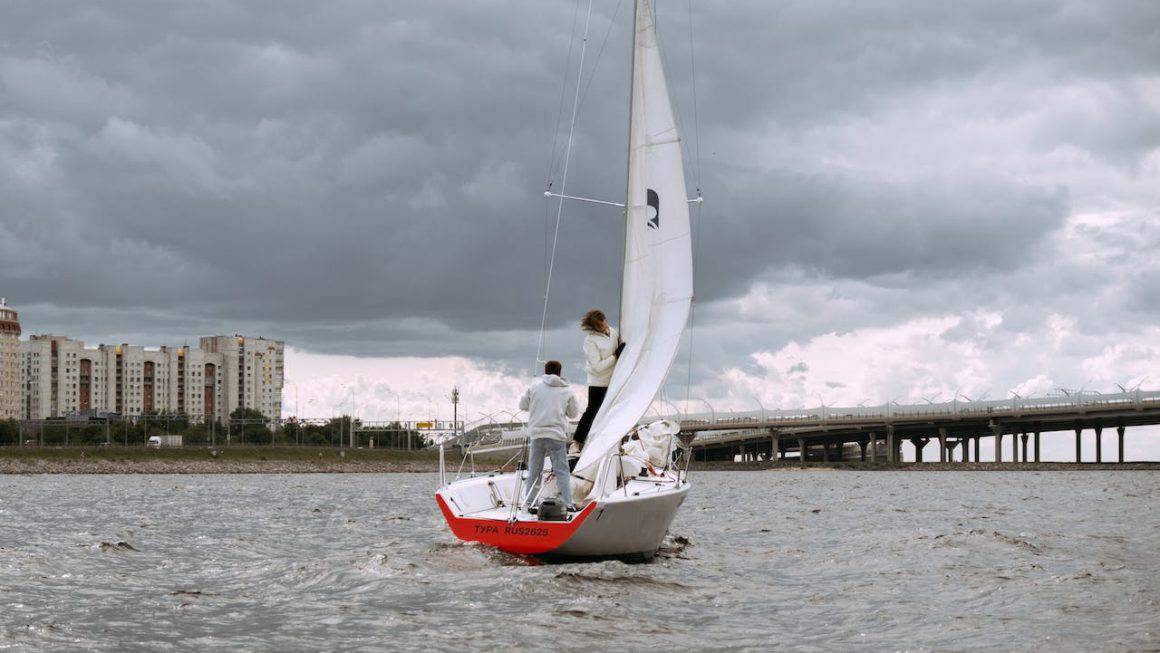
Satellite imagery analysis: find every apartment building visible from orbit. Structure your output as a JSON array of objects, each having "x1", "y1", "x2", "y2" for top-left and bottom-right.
[
  {"x1": 199, "y1": 335, "x2": 284, "y2": 422},
  {"x1": 20, "y1": 334, "x2": 283, "y2": 422},
  {"x1": 0, "y1": 299, "x2": 20, "y2": 419}
]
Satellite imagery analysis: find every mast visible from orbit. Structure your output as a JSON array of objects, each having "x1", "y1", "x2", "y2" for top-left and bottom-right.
[{"x1": 618, "y1": 0, "x2": 640, "y2": 333}]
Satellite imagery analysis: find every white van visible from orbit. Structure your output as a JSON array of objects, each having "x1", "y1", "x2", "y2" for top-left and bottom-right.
[{"x1": 146, "y1": 435, "x2": 183, "y2": 448}]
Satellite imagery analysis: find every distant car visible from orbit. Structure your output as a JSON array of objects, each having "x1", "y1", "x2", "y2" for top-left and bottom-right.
[{"x1": 146, "y1": 435, "x2": 183, "y2": 448}]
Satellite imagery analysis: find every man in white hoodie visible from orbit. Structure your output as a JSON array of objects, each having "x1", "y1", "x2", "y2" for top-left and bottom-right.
[{"x1": 519, "y1": 360, "x2": 581, "y2": 511}]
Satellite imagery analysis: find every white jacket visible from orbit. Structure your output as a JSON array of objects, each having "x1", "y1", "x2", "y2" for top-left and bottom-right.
[
  {"x1": 583, "y1": 326, "x2": 619, "y2": 387},
  {"x1": 519, "y1": 374, "x2": 580, "y2": 442}
]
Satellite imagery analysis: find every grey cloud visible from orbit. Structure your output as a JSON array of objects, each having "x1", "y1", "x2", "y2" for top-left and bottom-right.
[
  {"x1": 1128, "y1": 268, "x2": 1160, "y2": 315},
  {"x1": 683, "y1": 1, "x2": 1160, "y2": 132},
  {"x1": 0, "y1": 0, "x2": 1157, "y2": 374},
  {"x1": 699, "y1": 169, "x2": 1068, "y2": 294}
]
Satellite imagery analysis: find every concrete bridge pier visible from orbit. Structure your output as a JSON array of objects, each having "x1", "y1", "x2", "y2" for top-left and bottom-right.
[
  {"x1": 858, "y1": 437, "x2": 868, "y2": 462},
  {"x1": 1095, "y1": 425, "x2": 1103, "y2": 463},
  {"x1": 886, "y1": 426, "x2": 897, "y2": 463},
  {"x1": 961, "y1": 438, "x2": 970, "y2": 463},
  {"x1": 992, "y1": 424, "x2": 1003, "y2": 462},
  {"x1": 1020, "y1": 433, "x2": 1029, "y2": 462},
  {"x1": 974, "y1": 436, "x2": 980, "y2": 461},
  {"x1": 1012, "y1": 432, "x2": 1020, "y2": 462},
  {"x1": 1034, "y1": 431, "x2": 1041, "y2": 462},
  {"x1": 937, "y1": 427, "x2": 948, "y2": 462},
  {"x1": 1118, "y1": 425, "x2": 1125, "y2": 463},
  {"x1": 771, "y1": 431, "x2": 782, "y2": 461},
  {"x1": 798, "y1": 438, "x2": 807, "y2": 468},
  {"x1": 1075, "y1": 426, "x2": 1082, "y2": 463},
  {"x1": 911, "y1": 437, "x2": 929, "y2": 462}
]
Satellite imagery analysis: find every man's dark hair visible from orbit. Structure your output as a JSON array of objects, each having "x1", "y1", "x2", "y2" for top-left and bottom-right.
[{"x1": 544, "y1": 360, "x2": 562, "y2": 376}]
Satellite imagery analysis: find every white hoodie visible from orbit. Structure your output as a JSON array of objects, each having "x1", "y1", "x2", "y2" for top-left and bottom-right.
[
  {"x1": 582, "y1": 326, "x2": 619, "y2": 387},
  {"x1": 519, "y1": 374, "x2": 581, "y2": 442}
]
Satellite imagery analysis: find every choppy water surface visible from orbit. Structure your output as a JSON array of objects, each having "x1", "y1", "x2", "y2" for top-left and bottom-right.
[{"x1": 1, "y1": 471, "x2": 1157, "y2": 651}]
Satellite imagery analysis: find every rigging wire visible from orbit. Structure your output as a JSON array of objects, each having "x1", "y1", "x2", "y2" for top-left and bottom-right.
[
  {"x1": 683, "y1": 0, "x2": 703, "y2": 410},
  {"x1": 535, "y1": 0, "x2": 596, "y2": 372},
  {"x1": 687, "y1": 0, "x2": 703, "y2": 188},
  {"x1": 547, "y1": 0, "x2": 625, "y2": 187},
  {"x1": 544, "y1": 0, "x2": 583, "y2": 190},
  {"x1": 544, "y1": 0, "x2": 584, "y2": 297},
  {"x1": 652, "y1": 0, "x2": 704, "y2": 412},
  {"x1": 577, "y1": 0, "x2": 625, "y2": 115}
]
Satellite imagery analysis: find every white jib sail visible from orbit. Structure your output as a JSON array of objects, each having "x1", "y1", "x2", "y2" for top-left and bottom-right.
[{"x1": 574, "y1": 0, "x2": 693, "y2": 480}]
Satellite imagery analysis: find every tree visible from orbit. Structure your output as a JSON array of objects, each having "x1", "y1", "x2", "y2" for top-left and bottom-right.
[
  {"x1": 324, "y1": 415, "x2": 361, "y2": 447},
  {"x1": 0, "y1": 419, "x2": 18, "y2": 446},
  {"x1": 230, "y1": 407, "x2": 272, "y2": 445}
]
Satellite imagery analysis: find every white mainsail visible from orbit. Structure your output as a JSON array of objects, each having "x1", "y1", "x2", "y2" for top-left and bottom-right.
[{"x1": 575, "y1": 0, "x2": 693, "y2": 478}]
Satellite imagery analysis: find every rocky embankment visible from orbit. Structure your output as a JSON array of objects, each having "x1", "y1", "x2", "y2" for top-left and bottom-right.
[
  {"x1": 690, "y1": 460, "x2": 1160, "y2": 471},
  {"x1": 0, "y1": 458, "x2": 442, "y2": 475},
  {"x1": 4, "y1": 453, "x2": 1156, "y2": 474}
]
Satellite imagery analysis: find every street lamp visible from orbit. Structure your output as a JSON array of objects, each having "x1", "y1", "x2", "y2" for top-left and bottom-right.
[
  {"x1": 335, "y1": 387, "x2": 351, "y2": 448},
  {"x1": 451, "y1": 386, "x2": 460, "y2": 435},
  {"x1": 284, "y1": 379, "x2": 300, "y2": 419},
  {"x1": 385, "y1": 388, "x2": 402, "y2": 425}
]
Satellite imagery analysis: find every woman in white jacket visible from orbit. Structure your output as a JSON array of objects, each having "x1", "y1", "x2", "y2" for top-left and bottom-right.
[{"x1": 573, "y1": 309, "x2": 624, "y2": 449}]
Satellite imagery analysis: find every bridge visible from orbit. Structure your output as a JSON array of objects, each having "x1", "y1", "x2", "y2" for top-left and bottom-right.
[{"x1": 677, "y1": 389, "x2": 1160, "y2": 464}]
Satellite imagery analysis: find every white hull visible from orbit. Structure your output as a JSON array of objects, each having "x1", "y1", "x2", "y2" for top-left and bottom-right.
[
  {"x1": 553, "y1": 479, "x2": 689, "y2": 558},
  {"x1": 435, "y1": 468, "x2": 689, "y2": 559}
]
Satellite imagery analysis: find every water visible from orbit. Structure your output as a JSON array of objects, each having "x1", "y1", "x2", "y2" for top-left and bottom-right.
[{"x1": 1, "y1": 471, "x2": 1157, "y2": 651}]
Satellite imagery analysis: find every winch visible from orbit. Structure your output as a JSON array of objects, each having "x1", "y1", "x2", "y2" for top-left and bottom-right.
[{"x1": 537, "y1": 498, "x2": 568, "y2": 521}]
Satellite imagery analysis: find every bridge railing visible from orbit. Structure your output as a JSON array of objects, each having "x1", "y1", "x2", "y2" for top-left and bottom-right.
[
  {"x1": 380, "y1": 390, "x2": 1159, "y2": 448},
  {"x1": 669, "y1": 389, "x2": 1160, "y2": 429}
]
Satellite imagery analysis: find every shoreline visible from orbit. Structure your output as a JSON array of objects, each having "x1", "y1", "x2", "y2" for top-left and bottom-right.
[
  {"x1": 0, "y1": 447, "x2": 1156, "y2": 474},
  {"x1": 0, "y1": 459, "x2": 444, "y2": 474},
  {"x1": 0, "y1": 446, "x2": 447, "y2": 475},
  {"x1": 689, "y1": 460, "x2": 1160, "y2": 472}
]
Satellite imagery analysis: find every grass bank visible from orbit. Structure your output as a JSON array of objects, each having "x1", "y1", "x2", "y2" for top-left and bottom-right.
[
  {"x1": 8, "y1": 447, "x2": 1154, "y2": 475},
  {"x1": 0, "y1": 445, "x2": 445, "y2": 474}
]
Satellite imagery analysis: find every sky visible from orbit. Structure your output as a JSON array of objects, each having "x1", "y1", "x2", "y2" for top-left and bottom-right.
[{"x1": 2, "y1": 1, "x2": 1158, "y2": 459}]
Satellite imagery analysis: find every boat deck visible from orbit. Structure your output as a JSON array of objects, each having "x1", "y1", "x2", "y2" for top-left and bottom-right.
[{"x1": 447, "y1": 473, "x2": 682, "y2": 524}]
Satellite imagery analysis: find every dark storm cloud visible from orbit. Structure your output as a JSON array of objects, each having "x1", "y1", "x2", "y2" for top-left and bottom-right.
[
  {"x1": 1, "y1": 0, "x2": 1157, "y2": 359},
  {"x1": 697, "y1": 169, "x2": 1066, "y2": 295}
]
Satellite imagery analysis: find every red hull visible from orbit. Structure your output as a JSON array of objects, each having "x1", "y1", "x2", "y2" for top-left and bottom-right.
[{"x1": 435, "y1": 494, "x2": 597, "y2": 555}]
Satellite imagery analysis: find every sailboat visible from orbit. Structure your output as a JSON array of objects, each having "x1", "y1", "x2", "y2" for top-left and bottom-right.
[{"x1": 435, "y1": 0, "x2": 696, "y2": 560}]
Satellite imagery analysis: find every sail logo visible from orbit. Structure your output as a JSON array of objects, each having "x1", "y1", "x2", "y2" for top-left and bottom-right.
[{"x1": 647, "y1": 189, "x2": 660, "y2": 229}]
